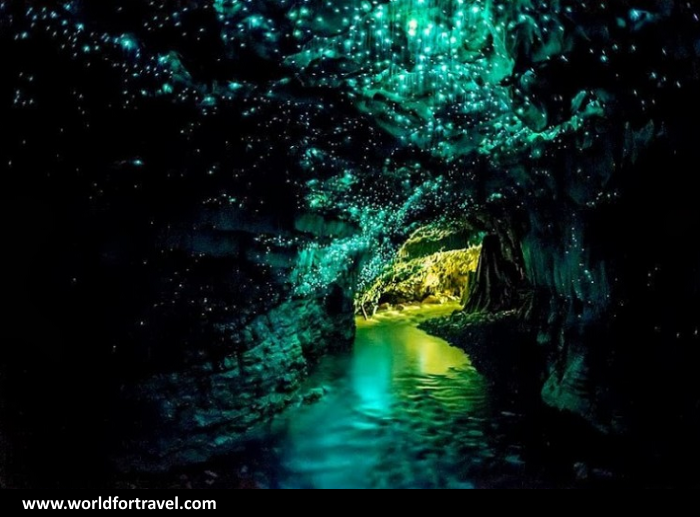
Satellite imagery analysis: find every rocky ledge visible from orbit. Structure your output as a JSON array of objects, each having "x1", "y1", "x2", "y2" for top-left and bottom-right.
[{"x1": 420, "y1": 311, "x2": 541, "y2": 401}]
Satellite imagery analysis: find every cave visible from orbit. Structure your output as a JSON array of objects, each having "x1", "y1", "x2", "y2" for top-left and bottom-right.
[
  {"x1": 357, "y1": 224, "x2": 483, "y2": 315},
  {"x1": 2, "y1": 0, "x2": 700, "y2": 490}
]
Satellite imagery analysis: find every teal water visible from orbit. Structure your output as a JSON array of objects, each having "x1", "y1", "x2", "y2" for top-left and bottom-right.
[{"x1": 253, "y1": 305, "x2": 530, "y2": 489}]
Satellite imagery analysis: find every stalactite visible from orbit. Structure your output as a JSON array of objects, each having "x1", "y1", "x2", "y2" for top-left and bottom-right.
[{"x1": 464, "y1": 234, "x2": 522, "y2": 313}]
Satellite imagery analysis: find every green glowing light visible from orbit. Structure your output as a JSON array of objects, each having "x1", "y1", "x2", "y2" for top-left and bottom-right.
[
  {"x1": 285, "y1": 0, "x2": 530, "y2": 159},
  {"x1": 119, "y1": 35, "x2": 137, "y2": 51}
]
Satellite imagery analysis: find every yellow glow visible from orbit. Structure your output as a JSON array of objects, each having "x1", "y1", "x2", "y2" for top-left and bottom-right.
[{"x1": 357, "y1": 303, "x2": 469, "y2": 376}]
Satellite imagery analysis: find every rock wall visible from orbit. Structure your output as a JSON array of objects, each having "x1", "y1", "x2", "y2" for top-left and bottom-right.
[
  {"x1": 117, "y1": 208, "x2": 360, "y2": 471},
  {"x1": 474, "y1": 122, "x2": 700, "y2": 433},
  {"x1": 358, "y1": 225, "x2": 482, "y2": 311},
  {"x1": 1, "y1": 193, "x2": 361, "y2": 484},
  {"x1": 121, "y1": 294, "x2": 354, "y2": 471},
  {"x1": 520, "y1": 206, "x2": 617, "y2": 429},
  {"x1": 450, "y1": 2, "x2": 700, "y2": 434}
]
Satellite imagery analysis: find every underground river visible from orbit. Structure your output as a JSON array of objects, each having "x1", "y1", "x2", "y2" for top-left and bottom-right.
[{"x1": 236, "y1": 304, "x2": 552, "y2": 489}]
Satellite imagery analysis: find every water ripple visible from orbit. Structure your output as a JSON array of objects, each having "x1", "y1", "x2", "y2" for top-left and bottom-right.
[{"x1": 255, "y1": 306, "x2": 530, "y2": 489}]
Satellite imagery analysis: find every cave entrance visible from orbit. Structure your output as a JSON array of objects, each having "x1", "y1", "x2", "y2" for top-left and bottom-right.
[{"x1": 356, "y1": 225, "x2": 484, "y2": 318}]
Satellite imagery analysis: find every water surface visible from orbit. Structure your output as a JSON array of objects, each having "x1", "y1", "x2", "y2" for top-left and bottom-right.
[{"x1": 258, "y1": 305, "x2": 530, "y2": 489}]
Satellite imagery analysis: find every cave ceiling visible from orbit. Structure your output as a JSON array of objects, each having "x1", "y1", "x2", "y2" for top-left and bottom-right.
[{"x1": 2, "y1": 0, "x2": 688, "y2": 291}]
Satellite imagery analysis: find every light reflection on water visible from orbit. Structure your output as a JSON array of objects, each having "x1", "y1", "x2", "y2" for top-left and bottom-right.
[{"x1": 264, "y1": 305, "x2": 527, "y2": 489}]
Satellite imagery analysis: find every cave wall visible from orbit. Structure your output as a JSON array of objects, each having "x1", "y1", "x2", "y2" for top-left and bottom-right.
[
  {"x1": 463, "y1": 233, "x2": 524, "y2": 314},
  {"x1": 115, "y1": 210, "x2": 359, "y2": 472},
  {"x1": 0, "y1": 1, "x2": 376, "y2": 483},
  {"x1": 462, "y1": 125, "x2": 700, "y2": 433},
  {"x1": 358, "y1": 225, "x2": 482, "y2": 311},
  {"x1": 521, "y1": 203, "x2": 617, "y2": 427},
  {"x1": 444, "y1": 2, "x2": 700, "y2": 432},
  {"x1": 122, "y1": 293, "x2": 355, "y2": 471},
  {"x1": 483, "y1": 112, "x2": 700, "y2": 433},
  {"x1": 1, "y1": 187, "x2": 361, "y2": 483}
]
